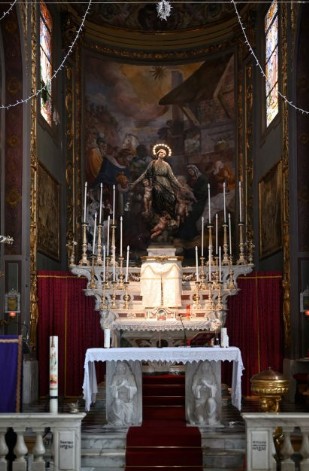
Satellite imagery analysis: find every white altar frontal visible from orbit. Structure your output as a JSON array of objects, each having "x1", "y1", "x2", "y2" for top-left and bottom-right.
[{"x1": 82, "y1": 346, "x2": 244, "y2": 427}]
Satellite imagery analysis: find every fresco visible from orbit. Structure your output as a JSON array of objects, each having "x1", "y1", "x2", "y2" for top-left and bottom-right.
[{"x1": 83, "y1": 52, "x2": 236, "y2": 263}]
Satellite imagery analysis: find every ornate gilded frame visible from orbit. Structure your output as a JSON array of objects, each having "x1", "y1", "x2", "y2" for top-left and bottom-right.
[{"x1": 258, "y1": 161, "x2": 283, "y2": 259}]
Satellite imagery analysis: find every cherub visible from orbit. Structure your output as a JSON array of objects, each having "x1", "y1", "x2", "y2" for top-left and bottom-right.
[
  {"x1": 150, "y1": 212, "x2": 171, "y2": 239},
  {"x1": 176, "y1": 175, "x2": 197, "y2": 224},
  {"x1": 142, "y1": 178, "x2": 152, "y2": 215}
]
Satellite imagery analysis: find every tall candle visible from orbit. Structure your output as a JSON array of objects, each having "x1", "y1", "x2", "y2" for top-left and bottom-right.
[
  {"x1": 112, "y1": 185, "x2": 116, "y2": 224},
  {"x1": 103, "y1": 245, "x2": 106, "y2": 282},
  {"x1": 239, "y1": 181, "x2": 242, "y2": 222},
  {"x1": 201, "y1": 217, "x2": 204, "y2": 256},
  {"x1": 223, "y1": 182, "x2": 226, "y2": 223},
  {"x1": 125, "y1": 245, "x2": 130, "y2": 282},
  {"x1": 104, "y1": 329, "x2": 111, "y2": 348},
  {"x1": 99, "y1": 183, "x2": 103, "y2": 224},
  {"x1": 49, "y1": 336, "x2": 58, "y2": 398},
  {"x1": 92, "y1": 212, "x2": 97, "y2": 254},
  {"x1": 208, "y1": 184, "x2": 211, "y2": 223},
  {"x1": 107, "y1": 215, "x2": 110, "y2": 256},
  {"x1": 120, "y1": 216, "x2": 123, "y2": 257},
  {"x1": 219, "y1": 246, "x2": 222, "y2": 282},
  {"x1": 83, "y1": 182, "x2": 88, "y2": 223},
  {"x1": 215, "y1": 213, "x2": 218, "y2": 255},
  {"x1": 228, "y1": 213, "x2": 232, "y2": 256},
  {"x1": 195, "y1": 246, "x2": 199, "y2": 282}
]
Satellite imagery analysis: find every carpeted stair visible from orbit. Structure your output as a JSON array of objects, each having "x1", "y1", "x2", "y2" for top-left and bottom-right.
[{"x1": 125, "y1": 374, "x2": 203, "y2": 470}]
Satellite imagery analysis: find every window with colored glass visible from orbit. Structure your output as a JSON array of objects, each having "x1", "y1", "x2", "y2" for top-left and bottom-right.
[
  {"x1": 39, "y1": 1, "x2": 53, "y2": 126},
  {"x1": 265, "y1": 0, "x2": 279, "y2": 127}
]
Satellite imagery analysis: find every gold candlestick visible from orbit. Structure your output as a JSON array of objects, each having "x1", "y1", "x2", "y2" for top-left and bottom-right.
[
  {"x1": 100, "y1": 281, "x2": 109, "y2": 310},
  {"x1": 96, "y1": 224, "x2": 103, "y2": 266},
  {"x1": 222, "y1": 223, "x2": 229, "y2": 265},
  {"x1": 237, "y1": 222, "x2": 246, "y2": 265},
  {"x1": 118, "y1": 256, "x2": 125, "y2": 289},
  {"x1": 110, "y1": 281, "x2": 117, "y2": 309},
  {"x1": 192, "y1": 281, "x2": 201, "y2": 309},
  {"x1": 89, "y1": 256, "x2": 96, "y2": 289},
  {"x1": 123, "y1": 281, "x2": 131, "y2": 309},
  {"x1": 79, "y1": 223, "x2": 90, "y2": 266}
]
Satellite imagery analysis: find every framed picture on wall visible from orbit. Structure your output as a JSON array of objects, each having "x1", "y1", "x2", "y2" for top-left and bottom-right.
[
  {"x1": 259, "y1": 160, "x2": 282, "y2": 258},
  {"x1": 37, "y1": 163, "x2": 60, "y2": 260}
]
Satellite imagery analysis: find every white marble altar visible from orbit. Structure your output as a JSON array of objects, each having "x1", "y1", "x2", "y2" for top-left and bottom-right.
[{"x1": 83, "y1": 346, "x2": 244, "y2": 427}]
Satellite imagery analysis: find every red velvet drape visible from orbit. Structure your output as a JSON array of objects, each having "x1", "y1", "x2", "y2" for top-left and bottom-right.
[
  {"x1": 225, "y1": 271, "x2": 283, "y2": 397},
  {"x1": 37, "y1": 271, "x2": 104, "y2": 398},
  {"x1": 37, "y1": 270, "x2": 283, "y2": 398}
]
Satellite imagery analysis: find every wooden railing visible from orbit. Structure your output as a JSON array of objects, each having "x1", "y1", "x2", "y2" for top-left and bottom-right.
[
  {"x1": 0, "y1": 413, "x2": 85, "y2": 470},
  {"x1": 242, "y1": 412, "x2": 309, "y2": 471}
]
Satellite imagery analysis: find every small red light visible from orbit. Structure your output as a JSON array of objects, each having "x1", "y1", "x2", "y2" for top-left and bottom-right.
[
  {"x1": 304, "y1": 310, "x2": 309, "y2": 317},
  {"x1": 9, "y1": 311, "x2": 17, "y2": 318}
]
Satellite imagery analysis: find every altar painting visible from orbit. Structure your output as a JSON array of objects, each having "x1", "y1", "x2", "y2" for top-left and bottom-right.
[{"x1": 83, "y1": 52, "x2": 236, "y2": 262}]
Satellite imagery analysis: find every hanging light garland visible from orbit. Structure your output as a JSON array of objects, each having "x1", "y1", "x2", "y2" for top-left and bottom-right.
[
  {"x1": 0, "y1": 0, "x2": 92, "y2": 110},
  {"x1": 0, "y1": 0, "x2": 308, "y2": 116},
  {"x1": 231, "y1": 0, "x2": 309, "y2": 116},
  {"x1": 0, "y1": 0, "x2": 17, "y2": 22}
]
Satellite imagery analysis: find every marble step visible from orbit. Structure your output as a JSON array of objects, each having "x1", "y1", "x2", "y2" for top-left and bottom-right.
[{"x1": 202, "y1": 448, "x2": 245, "y2": 469}]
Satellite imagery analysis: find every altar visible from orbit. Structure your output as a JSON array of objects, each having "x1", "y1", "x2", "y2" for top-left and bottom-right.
[{"x1": 82, "y1": 346, "x2": 244, "y2": 427}]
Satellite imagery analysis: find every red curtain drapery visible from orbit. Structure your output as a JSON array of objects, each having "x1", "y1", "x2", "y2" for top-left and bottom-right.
[
  {"x1": 37, "y1": 271, "x2": 104, "y2": 398},
  {"x1": 225, "y1": 271, "x2": 283, "y2": 397},
  {"x1": 37, "y1": 270, "x2": 283, "y2": 398}
]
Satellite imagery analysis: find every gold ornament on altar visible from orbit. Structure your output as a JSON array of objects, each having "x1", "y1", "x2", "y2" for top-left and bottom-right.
[{"x1": 250, "y1": 367, "x2": 289, "y2": 412}]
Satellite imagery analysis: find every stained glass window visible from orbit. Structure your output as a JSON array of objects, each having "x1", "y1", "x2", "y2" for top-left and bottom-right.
[
  {"x1": 265, "y1": 0, "x2": 279, "y2": 127},
  {"x1": 40, "y1": 1, "x2": 53, "y2": 126}
]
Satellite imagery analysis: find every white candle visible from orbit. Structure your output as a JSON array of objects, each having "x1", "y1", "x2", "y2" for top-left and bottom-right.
[
  {"x1": 49, "y1": 336, "x2": 58, "y2": 398},
  {"x1": 201, "y1": 217, "x2": 204, "y2": 256},
  {"x1": 107, "y1": 215, "x2": 110, "y2": 256},
  {"x1": 92, "y1": 212, "x2": 97, "y2": 254},
  {"x1": 239, "y1": 181, "x2": 242, "y2": 222},
  {"x1": 195, "y1": 246, "x2": 199, "y2": 282},
  {"x1": 104, "y1": 329, "x2": 111, "y2": 348},
  {"x1": 219, "y1": 246, "x2": 222, "y2": 282},
  {"x1": 228, "y1": 213, "x2": 232, "y2": 256},
  {"x1": 112, "y1": 185, "x2": 116, "y2": 224},
  {"x1": 208, "y1": 184, "x2": 211, "y2": 223},
  {"x1": 83, "y1": 182, "x2": 88, "y2": 223},
  {"x1": 223, "y1": 182, "x2": 226, "y2": 223},
  {"x1": 99, "y1": 183, "x2": 103, "y2": 224},
  {"x1": 120, "y1": 216, "x2": 123, "y2": 257},
  {"x1": 125, "y1": 245, "x2": 130, "y2": 282},
  {"x1": 103, "y1": 245, "x2": 106, "y2": 282},
  {"x1": 215, "y1": 213, "x2": 218, "y2": 255}
]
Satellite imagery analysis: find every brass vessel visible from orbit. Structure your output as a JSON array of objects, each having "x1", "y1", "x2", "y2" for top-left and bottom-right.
[{"x1": 250, "y1": 367, "x2": 289, "y2": 412}]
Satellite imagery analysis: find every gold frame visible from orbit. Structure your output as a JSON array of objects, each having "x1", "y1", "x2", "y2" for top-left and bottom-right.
[
  {"x1": 259, "y1": 161, "x2": 283, "y2": 259},
  {"x1": 37, "y1": 163, "x2": 60, "y2": 260}
]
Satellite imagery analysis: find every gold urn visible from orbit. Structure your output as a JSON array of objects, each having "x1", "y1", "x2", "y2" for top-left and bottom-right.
[{"x1": 250, "y1": 367, "x2": 289, "y2": 412}]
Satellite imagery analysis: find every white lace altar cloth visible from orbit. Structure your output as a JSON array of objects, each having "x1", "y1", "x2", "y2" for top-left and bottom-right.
[
  {"x1": 111, "y1": 318, "x2": 221, "y2": 332},
  {"x1": 83, "y1": 346, "x2": 244, "y2": 412}
]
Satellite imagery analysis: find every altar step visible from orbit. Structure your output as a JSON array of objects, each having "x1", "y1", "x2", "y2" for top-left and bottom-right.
[
  {"x1": 80, "y1": 376, "x2": 247, "y2": 471},
  {"x1": 143, "y1": 373, "x2": 186, "y2": 421}
]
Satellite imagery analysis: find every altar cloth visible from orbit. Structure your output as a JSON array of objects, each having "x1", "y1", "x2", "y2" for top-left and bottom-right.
[{"x1": 83, "y1": 346, "x2": 244, "y2": 412}]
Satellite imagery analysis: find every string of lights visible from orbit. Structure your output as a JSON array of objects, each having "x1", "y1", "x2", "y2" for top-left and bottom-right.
[
  {"x1": 0, "y1": 0, "x2": 308, "y2": 115},
  {"x1": 231, "y1": 0, "x2": 309, "y2": 116},
  {"x1": 0, "y1": 0, "x2": 17, "y2": 22},
  {"x1": 0, "y1": 0, "x2": 92, "y2": 110}
]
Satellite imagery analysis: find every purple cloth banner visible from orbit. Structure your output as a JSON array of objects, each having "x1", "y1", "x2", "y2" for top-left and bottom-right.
[{"x1": 0, "y1": 335, "x2": 22, "y2": 412}]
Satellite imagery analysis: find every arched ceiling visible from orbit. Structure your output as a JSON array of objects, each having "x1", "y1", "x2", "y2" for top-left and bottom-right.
[{"x1": 61, "y1": 1, "x2": 251, "y2": 58}]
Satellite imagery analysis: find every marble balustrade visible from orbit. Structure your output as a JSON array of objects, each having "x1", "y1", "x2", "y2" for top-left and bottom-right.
[
  {"x1": 0, "y1": 413, "x2": 85, "y2": 471},
  {"x1": 242, "y1": 413, "x2": 309, "y2": 471}
]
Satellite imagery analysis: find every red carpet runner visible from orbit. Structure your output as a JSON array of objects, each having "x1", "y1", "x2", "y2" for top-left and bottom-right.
[{"x1": 125, "y1": 374, "x2": 203, "y2": 470}]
